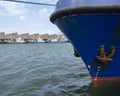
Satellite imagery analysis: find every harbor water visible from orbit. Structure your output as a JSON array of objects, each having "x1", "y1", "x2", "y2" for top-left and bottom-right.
[
  {"x1": 0, "y1": 43, "x2": 91, "y2": 96},
  {"x1": 1, "y1": 43, "x2": 119, "y2": 96},
  {"x1": 0, "y1": 43, "x2": 120, "y2": 96}
]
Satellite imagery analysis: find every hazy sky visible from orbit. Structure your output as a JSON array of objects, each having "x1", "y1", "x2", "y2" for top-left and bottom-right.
[{"x1": 0, "y1": 0, "x2": 60, "y2": 35}]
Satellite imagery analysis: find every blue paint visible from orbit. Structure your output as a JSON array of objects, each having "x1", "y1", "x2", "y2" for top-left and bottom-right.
[
  {"x1": 55, "y1": 14, "x2": 120, "y2": 78},
  {"x1": 52, "y1": 0, "x2": 120, "y2": 78}
]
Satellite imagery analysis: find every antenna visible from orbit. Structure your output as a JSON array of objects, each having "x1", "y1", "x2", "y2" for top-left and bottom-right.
[{"x1": 1, "y1": 0, "x2": 56, "y2": 6}]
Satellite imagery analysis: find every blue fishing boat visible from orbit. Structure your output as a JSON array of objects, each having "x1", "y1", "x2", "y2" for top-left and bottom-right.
[{"x1": 50, "y1": 0, "x2": 120, "y2": 83}]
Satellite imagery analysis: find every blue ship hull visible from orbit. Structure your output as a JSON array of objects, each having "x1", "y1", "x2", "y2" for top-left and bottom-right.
[
  {"x1": 50, "y1": 0, "x2": 120, "y2": 82},
  {"x1": 55, "y1": 15, "x2": 120, "y2": 80}
]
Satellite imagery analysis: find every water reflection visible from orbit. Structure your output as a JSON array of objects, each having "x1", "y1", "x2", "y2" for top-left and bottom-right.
[
  {"x1": 92, "y1": 81, "x2": 120, "y2": 96},
  {"x1": 74, "y1": 81, "x2": 120, "y2": 96}
]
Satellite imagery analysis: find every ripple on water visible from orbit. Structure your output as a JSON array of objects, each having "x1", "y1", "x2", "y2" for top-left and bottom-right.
[{"x1": 0, "y1": 44, "x2": 91, "y2": 96}]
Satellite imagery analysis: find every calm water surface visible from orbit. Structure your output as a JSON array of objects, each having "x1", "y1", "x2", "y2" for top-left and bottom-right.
[{"x1": 1, "y1": 43, "x2": 118, "y2": 96}]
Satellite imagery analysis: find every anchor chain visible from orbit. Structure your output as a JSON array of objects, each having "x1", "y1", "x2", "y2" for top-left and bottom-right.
[{"x1": 95, "y1": 66, "x2": 101, "y2": 79}]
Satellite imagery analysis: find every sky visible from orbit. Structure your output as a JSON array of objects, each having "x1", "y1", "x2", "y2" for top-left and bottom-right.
[{"x1": 0, "y1": 0, "x2": 60, "y2": 35}]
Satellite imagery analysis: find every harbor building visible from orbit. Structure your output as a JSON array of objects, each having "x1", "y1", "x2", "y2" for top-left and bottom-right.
[
  {"x1": 29, "y1": 33, "x2": 40, "y2": 42},
  {"x1": 49, "y1": 34, "x2": 59, "y2": 42},
  {"x1": 19, "y1": 33, "x2": 30, "y2": 43},
  {"x1": 0, "y1": 32, "x2": 6, "y2": 43},
  {"x1": 6, "y1": 33, "x2": 18, "y2": 42},
  {"x1": 0, "y1": 32, "x2": 69, "y2": 44},
  {"x1": 40, "y1": 34, "x2": 49, "y2": 42}
]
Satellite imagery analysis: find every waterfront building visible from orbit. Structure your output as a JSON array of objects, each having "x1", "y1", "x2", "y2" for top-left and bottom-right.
[
  {"x1": 49, "y1": 34, "x2": 59, "y2": 42},
  {"x1": 0, "y1": 32, "x2": 6, "y2": 43},
  {"x1": 19, "y1": 33, "x2": 30, "y2": 43},
  {"x1": 29, "y1": 33, "x2": 40, "y2": 42},
  {"x1": 40, "y1": 34, "x2": 49, "y2": 42},
  {"x1": 6, "y1": 33, "x2": 18, "y2": 42}
]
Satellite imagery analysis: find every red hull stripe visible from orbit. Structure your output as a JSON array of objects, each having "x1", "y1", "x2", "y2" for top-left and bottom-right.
[{"x1": 92, "y1": 77, "x2": 120, "y2": 82}]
